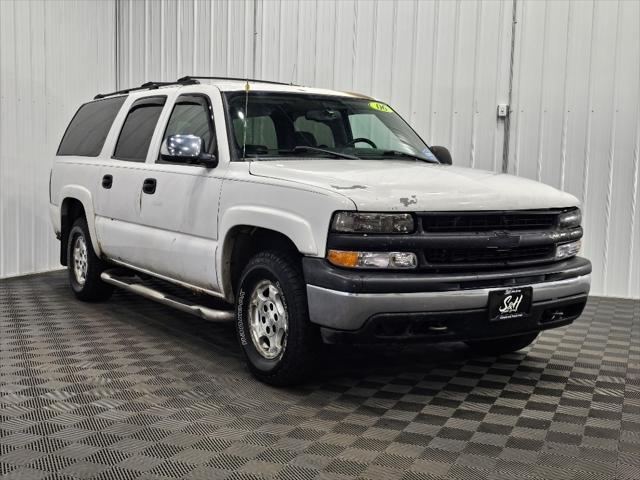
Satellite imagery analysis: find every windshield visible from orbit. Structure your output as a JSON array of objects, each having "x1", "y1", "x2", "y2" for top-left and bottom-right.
[{"x1": 224, "y1": 91, "x2": 438, "y2": 162}]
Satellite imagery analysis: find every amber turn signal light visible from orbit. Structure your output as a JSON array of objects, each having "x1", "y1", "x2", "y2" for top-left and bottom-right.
[{"x1": 327, "y1": 249, "x2": 359, "y2": 268}]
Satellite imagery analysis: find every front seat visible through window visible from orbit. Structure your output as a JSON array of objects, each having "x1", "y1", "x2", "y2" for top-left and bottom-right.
[{"x1": 294, "y1": 131, "x2": 318, "y2": 147}]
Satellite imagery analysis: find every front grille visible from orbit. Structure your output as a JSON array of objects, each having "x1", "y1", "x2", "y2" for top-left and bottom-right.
[
  {"x1": 326, "y1": 209, "x2": 581, "y2": 273},
  {"x1": 425, "y1": 245, "x2": 555, "y2": 266},
  {"x1": 421, "y1": 212, "x2": 557, "y2": 232}
]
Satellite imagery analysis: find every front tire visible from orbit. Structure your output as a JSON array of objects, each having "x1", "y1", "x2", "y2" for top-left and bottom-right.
[
  {"x1": 466, "y1": 332, "x2": 538, "y2": 355},
  {"x1": 67, "y1": 218, "x2": 113, "y2": 302},
  {"x1": 235, "y1": 251, "x2": 318, "y2": 386}
]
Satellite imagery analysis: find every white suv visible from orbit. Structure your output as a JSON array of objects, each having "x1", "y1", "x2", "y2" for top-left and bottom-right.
[{"x1": 50, "y1": 77, "x2": 591, "y2": 385}]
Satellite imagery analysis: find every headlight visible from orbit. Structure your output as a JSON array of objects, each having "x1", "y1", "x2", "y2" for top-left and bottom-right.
[
  {"x1": 331, "y1": 212, "x2": 414, "y2": 234},
  {"x1": 558, "y1": 208, "x2": 581, "y2": 228},
  {"x1": 555, "y1": 240, "x2": 581, "y2": 260},
  {"x1": 327, "y1": 250, "x2": 417, "y2": 269}
]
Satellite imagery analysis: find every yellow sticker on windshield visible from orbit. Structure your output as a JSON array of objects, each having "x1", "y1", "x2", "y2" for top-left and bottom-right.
[{"x1": 369, "y1": 101, "x2": 393, "y2": 113}]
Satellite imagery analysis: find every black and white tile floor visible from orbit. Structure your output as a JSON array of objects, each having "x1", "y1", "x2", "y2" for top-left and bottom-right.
[{"x1": 1, "y1": 271, "x2": 638, "y2": 480}]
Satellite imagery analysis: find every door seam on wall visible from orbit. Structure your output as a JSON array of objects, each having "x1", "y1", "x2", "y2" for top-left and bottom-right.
[
  {"x1": 115, "y1": 0, "x2": 119, "y2": 89},
  {"x1": 502, "y1": 0, "x2": 518, "y2": 174},
  {"x1": 252, "y1": 0, "x2": 259, "y2": 78}
]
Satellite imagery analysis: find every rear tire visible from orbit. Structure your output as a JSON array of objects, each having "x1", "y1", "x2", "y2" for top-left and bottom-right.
[
  {"x1": 466, "y1": 332, "x2": 538, "y2": 355},
  {"x1": 235, "y1": 250, "x2": 318, "y2": 386},
  {"x1": 67, "y1": 218, "x2": 113, "y2": 302}
]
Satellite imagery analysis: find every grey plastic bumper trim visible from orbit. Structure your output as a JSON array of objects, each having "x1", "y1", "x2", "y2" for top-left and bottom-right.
[{"x1": 307, "y1": 274, "x2": 591, "y2": 330}]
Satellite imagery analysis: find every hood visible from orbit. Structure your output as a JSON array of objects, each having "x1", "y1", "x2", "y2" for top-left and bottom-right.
[{"x1": 249, "y1": 160, "x2": 579, "y2": 211}]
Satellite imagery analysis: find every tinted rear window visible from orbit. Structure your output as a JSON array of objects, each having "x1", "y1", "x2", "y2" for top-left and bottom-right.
[
  {"x1": 57, "y1": 96, "x2": 126, "y2": 156},
  {"x1": 113, "y1": 96, "x2": 166, "y2": 162}
]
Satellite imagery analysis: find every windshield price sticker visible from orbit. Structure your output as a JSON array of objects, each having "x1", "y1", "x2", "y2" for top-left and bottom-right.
[{"x1": 369, "y1": 102, "x2": 393, "y2": 113}]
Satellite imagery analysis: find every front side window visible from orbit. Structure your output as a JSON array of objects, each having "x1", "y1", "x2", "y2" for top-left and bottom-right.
[
  {"x1": 113, "y1": 96, "x2": 166, "y2": 162},
  {"x1": 57, "y1": 96, "x2": 126, "y2": 157},
  {"x1": 224, "y1": 92, "x2": 436, "y2": 162},
  {"x1": 160, "y1": 94, "x2": 216, "y2": 163}
]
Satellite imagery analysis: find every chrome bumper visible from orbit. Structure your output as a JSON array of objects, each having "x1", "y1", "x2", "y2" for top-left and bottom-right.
[{"x1": 307, "y1": 274, "x2": 591, "y2": 330}]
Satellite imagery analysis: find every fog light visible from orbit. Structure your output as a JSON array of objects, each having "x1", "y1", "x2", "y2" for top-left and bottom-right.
[
  {"x1": 327, "y1": 250, "x2": 417, "y2": 269},
  {"x1": 388, "y1": 252, "x2": 418, "y2": 268},
  {"x1": 555, "y1": 240, "x2": 581, "y2": 260}
]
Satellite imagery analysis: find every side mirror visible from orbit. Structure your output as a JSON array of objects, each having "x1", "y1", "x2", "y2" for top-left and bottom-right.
[
  {"x1": 160, "y1": 134, "x2": 218, "y2": 168},
  {"x1": 430, "y1": 146, "x2": 452, "y2": 165}
]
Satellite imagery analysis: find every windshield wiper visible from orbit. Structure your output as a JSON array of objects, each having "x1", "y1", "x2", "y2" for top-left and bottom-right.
[
  {"x1": 379, "y1": 150, "x2": 440, "y2": 164},
  {"x1": 290, "y1": 146, "x2": 360, "y2": 160}
]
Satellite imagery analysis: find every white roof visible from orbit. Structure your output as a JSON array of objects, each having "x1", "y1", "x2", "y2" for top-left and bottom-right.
[{"x1": 203, "y1": 79, "x2": 373, "y2": 99}]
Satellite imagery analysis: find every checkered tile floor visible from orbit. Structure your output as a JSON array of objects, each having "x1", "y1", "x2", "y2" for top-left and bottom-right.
[{"x1": 1, "y1": 271, "x2": 638, "y2": 480}]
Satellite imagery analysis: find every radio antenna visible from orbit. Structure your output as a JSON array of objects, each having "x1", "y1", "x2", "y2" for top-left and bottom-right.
[{"x1": 242, "y1": 80, "x2": 250, "y2": 160}]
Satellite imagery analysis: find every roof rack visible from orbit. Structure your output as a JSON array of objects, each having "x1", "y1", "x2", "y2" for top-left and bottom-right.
[
  {"x1": 93, "y1": 75, "x2": 295, "y2": 100},
  {"x1": 93, "y1": 78, "x2": 200, "y2": 100},
  {"x1": 177, "y1": 75, "x2": 294, "y2": 86}
]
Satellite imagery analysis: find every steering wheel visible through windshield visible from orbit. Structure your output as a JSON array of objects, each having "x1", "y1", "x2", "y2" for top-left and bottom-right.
[{"x1": 224, "y1": 91, "x2": 438, "y2": 163}]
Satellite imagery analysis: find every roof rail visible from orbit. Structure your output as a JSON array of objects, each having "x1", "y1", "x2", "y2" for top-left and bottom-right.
[
  {"x1": 177, "y1": 75, "x2": 294, "y2": 86},
  {"x1": 93, "y1": 78, "x2": 200, "y2": 100}
]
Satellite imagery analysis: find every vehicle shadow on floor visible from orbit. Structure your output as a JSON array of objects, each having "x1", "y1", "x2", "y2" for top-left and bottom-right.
[
  {"x1": 21, "y1": 271, "x2": 537, "y2": 391},
  {"x1": 104, "y1": 287, "x2": 531, "y2": 390}
]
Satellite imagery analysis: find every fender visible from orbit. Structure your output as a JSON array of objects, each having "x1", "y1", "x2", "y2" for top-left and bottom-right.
[
  {"x1": 220, "y1": 205, "x2": 319, "y2": 257},
  {"x1": 216, "y1": 205, "x2": 319, "y2": 299},
  {"x1": 59, "y1": 185, "x2": 102, "y2": 257}
]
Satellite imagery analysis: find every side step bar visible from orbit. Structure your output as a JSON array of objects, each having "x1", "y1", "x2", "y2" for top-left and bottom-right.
[{"x1": 101, "y1": 270, "x2": 234, "y2": 322}]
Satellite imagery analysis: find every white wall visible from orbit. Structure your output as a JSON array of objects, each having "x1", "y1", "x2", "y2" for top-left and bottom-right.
[
  {"x1": 0, "y1": 0, "x2": 116, "y2": 278},
  {"x1": 118, "y1": 0, "x2": 514, "y2": 173},
  {"x1": 2, "y1": 0, "x2": 638, "y2": 299},
  {"x1": 117, "y1": 0, "x2": 255, "y2": 84},
  {"x1": 117, "y1": 0, "x2": 640, "y2": 299},
  {"x1": 508, "y1": 0, "x2": 639, "y2": 299}
]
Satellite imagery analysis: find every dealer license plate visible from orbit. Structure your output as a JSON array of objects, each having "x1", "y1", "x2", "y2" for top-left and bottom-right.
[{"x1": 488, "y1": 287, "x2": 532, "y2": 321}]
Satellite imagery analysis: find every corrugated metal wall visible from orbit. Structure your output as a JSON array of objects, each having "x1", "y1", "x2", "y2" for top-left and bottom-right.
[
  {"x1": 117, "y1": 0, "x2": 255, "y2": 84},
  {"x1": 2, "y1": 0, "x2": 637, "y2": 299},
  {"x1": 118, "y1": 0, "x2": 514, "y2": 173},
  {"x1": 255, "y1": 0, "x2": 516, "y2": 174},
  {"x1": 508, "y1": 0, "x2": 639, "y2": 298},
  {"x1": 0, "y1": 0, "x2": 116, "y2": 278},
  {"x1": 117, "y1": 0, "x2": 640, "y2": 299}
]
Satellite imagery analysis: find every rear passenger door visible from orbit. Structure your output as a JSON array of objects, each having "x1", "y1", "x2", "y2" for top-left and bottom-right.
[{"x1": 94, "y1": 95, "x2": 167, "y2": 267}]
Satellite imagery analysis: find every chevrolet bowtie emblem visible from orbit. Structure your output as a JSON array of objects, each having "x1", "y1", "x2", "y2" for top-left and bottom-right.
[{"x1": 487, "y1": 232, "x2": 521, "y2": 249}]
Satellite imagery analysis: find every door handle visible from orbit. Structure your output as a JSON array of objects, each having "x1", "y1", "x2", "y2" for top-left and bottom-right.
[
  {"x1": 102, "y1": 174, "x2": 113, "y2": 189},
  {"x1": 142, "y1": 178, "x2": 157, "y2": 194}
]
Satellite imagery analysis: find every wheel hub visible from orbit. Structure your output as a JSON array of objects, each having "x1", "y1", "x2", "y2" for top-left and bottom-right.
[
  {"x1": 248, "y1": 280, "x2": 288, "y2": 359},
  {"x1": 73, "y1": 235, "x2": 88, "y2": 285}
]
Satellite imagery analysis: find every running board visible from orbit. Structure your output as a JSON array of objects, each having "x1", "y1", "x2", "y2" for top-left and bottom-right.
[{"x1": 101, "y1": 270, "x2": 234, "y2": 322}]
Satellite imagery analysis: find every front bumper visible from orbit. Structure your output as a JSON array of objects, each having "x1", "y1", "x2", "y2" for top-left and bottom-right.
[{"x1": 303, "y1": 256, "x2": 591, "y2": 343}]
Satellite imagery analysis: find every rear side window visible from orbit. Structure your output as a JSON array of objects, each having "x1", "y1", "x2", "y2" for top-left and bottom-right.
[
  {"x1": 57, "y1": 96, "x2": 126, "y2": 157},
  {"x1": 113, "y1": 96, "x2": 166, "y2": 162}
]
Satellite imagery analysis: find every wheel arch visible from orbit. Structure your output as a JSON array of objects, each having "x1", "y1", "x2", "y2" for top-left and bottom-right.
[
  {"x1": 218, "y1": 224, "x2": 306, "y2": 303},
  {"x1": 59, "y1": 186, "x2": 101, "y2": 265}
]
